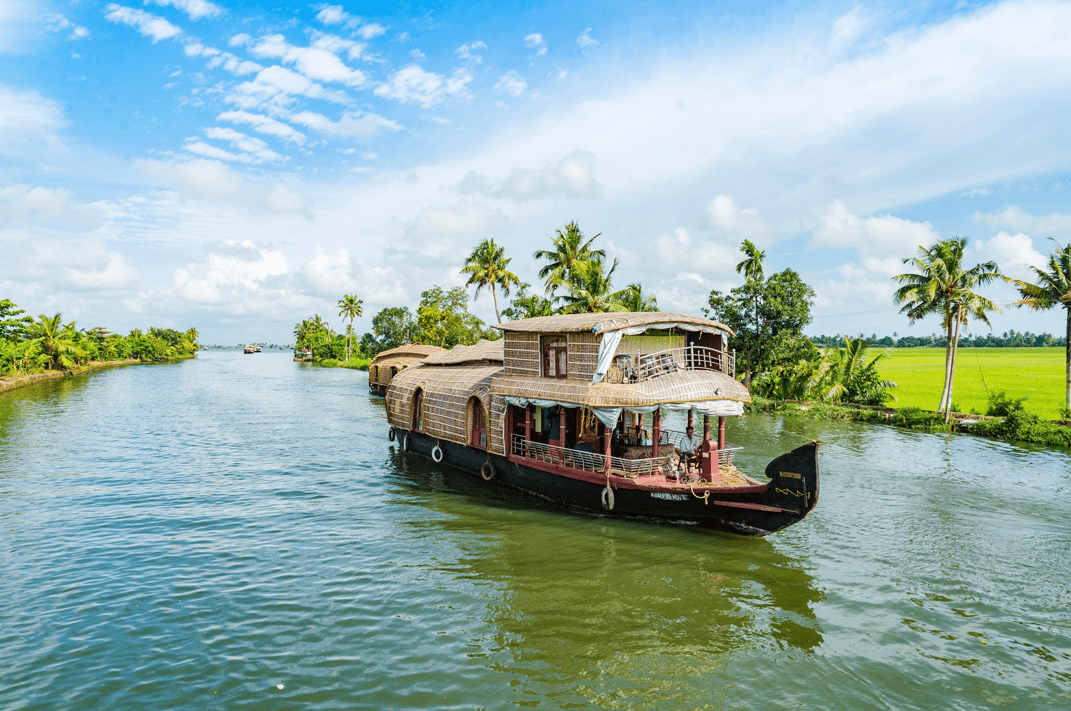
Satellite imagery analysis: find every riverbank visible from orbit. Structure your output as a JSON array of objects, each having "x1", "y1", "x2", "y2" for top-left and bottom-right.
[
  {"x1": 308, "y1": 356, "x2": 370, "y2": 371},
  {"x1": 748, "y1": 397, "x2": 1071, "y2": 448},
  {"x1": 0, "y1": 356, "x2": 193, "y2": 395}
]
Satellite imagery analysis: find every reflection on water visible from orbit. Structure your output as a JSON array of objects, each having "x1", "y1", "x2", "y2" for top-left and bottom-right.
[
  {"x1": 1, "y1": 352, "x2": 1070, "y2": 710},
  {"x1": 387, "y1": 447, "x2": 824, "y2": 706}
]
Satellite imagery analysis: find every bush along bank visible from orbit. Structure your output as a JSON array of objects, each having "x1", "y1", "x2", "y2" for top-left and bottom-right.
[{"x1": 746, "y1": 397, "x2": 1071, "y2": 449}]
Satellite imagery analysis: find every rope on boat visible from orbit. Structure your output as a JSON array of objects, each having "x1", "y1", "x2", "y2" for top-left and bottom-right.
[{"x1": 689, "y1": 483, "x2": 710, "y2": 505}]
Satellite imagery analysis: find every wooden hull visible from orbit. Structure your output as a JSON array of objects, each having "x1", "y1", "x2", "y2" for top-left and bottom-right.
[{"x1": 392, "y1": 429, "x2": 818, "y2": 536}]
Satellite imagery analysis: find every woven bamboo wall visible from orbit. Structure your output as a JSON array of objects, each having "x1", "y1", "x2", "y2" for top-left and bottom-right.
[
  {"x1": 567, "y1": 332, "x2": 600, "y2": 381},
  {"x1": 386, "y1": 364, "x2": 506, "y2": 453},
  {"x1": 619, "y1": 333, "x2": 686, "y2": 356},
  {"x1": 504, "y1": 333, "x2": 540, "y2": 376}
]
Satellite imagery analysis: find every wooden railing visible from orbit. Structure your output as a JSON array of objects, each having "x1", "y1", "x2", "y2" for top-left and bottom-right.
[
  {"x1": 606, "y1": 346, "x2": 735, "y2": 383},
  {"x1": 511, "y1": 435, "x2": 671, "y2": 478},
  {"x1": 657, "y1": 428, "x2": 742, "y2": 466}
]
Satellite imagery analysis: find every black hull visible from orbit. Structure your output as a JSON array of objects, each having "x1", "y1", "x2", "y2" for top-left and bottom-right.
[{"x1": 392, "y1": 429, "x2": 818, "y2": 536}]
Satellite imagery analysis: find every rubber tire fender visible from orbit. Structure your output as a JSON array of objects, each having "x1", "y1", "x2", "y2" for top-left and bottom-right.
[
  {"x1": 601, "y1": 485, "x2": 615, "y2": 511},
  {"x1": 388, "y1": 427, "x2": 396, "y2": 442},
  {"x1": 431, "y1": 443, "x2": 444, "y2": 463},
  {"x1": 480, "y1": 460, "x2": 496, "y2": 481}
]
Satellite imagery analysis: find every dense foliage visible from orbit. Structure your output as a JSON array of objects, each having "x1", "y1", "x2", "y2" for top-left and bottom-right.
[
  {"x1": 705, "y1": 266, "x2": 815, "y2": 391},
  {"x1": 0, "y1": 298, "x2": 199, "y2": 377}
]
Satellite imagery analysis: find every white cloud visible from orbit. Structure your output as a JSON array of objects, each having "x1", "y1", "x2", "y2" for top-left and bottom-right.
[
  {"x1": 104, "y1": 5, "x2": 182, "y2": 43},
  {"x1": 0, "y1": 86, "x2": 66, "y2": 152},
  {"x1": 217, "y1": 110, "x2": 306, "y2": 145},
  {"x1": 137, "y1": 158, "x2": 310, "y2": 215},
  {"x1": 973, "y1": 205, "x2": 1071, "y2": 237},
  {"x1": 577, "y1": 28, "x2": 599, "y2": 49},
  {"x1": 356, "y1": 23, "x2": 386, "y2": 40},
  {"x1": 227, "y1": 65, "x2": 349, "y2": 111},
  {"x1": 312, "y1": 5, "x2": 386, "y2": 39},
  {"x1": 185, "y1": 43, "x2": 262, "y2": 75},
  {"x1": 173, "y1": 239, "x2": 288, "y2": 303},
  {"x1": 812, "y1": 200, "x2": 940, "y2": 258},
  {"x1": 458, "y1": 151, "x2": 601, "y2": 201},
  {"x1": 456, "y1": 41, "x2": 487, "y2": 63},
  {"x1": 494, "y1": 71, "x2": 527, "y2": 97},
  {"x1": 144, "y1": 0, "x2": 223, "y2": 21},
  {"x1": 310, "y1": 32, "x2": 366, "y2": 61},
  {"x1": 42, "y1": 13, "x2": 90, "y2": 40},
  {"x1": 525, "y1": 33, "x2": 547, "y2": 56},
  {"x1": 301, "y1": 247, "x2": 358, "y2": 296},
  {"x1": 972, "y1": 231, "x2": 1047, "y2": 279},
  {"x1": 289, "y1": 110, "x2": 403, "y2": 139},
  {"x1": 314, "y1": 4, "x2": 349, "y2": 25},
  {"x1": 248, "y1": 34, "x2": 367, "y2": 86},
  {"x1": 706, "y1": 195, "x2": 773, "y2": 246},
  {"x1": 0, "y1": 185, "x2": 100, "y2": 228},
  {"x1": 190, "y1": 127, "x2": 285, "y2": 163},
  {"x1": 374, "y1": 65, "x2": 473, "y2": 107}
]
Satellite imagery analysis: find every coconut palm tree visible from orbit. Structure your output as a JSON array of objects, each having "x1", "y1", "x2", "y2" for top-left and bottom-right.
[
  {"x1": 893, "y1": 237, "x2": 1002, "y2": 422},
  {"x1": 735, "y1": 239, "x2": 766, "y2": 282},
  {"x1": 561, "y1": 257, "x2": 627, "y2": 314},
  {"x1": 1010, "y1": 239, "x2": 1071, "y2": 414},
  {"x1": 533, "y1": 221, "x2": 606, "y2": 294},
  {"x1": 30, "y1": 313, "x2": 85, "y2": 371},
  {"x1": 338, "y1": 294, "x2": 363, "y2": 361},
  {"x1": 460, "y1": 239, "x2": 519, "y2": 323},
  {"x1": 617, "y1": 283, "x2": 658, "y2": 312}
]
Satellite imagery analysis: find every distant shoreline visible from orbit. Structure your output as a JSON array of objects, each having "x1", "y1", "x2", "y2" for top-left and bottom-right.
[{"x1": 0, "y1": 356, "x2": 194, "y2": 395}]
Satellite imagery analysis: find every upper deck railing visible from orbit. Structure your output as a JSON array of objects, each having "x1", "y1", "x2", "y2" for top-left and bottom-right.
[{"x1": 605, "y1": 346, "x2": 735, "y2": 384}]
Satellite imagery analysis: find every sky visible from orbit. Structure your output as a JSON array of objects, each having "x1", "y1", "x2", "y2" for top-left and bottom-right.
[{"x1": 2, "y1": 0, "x2": 1071, "y2": 345}]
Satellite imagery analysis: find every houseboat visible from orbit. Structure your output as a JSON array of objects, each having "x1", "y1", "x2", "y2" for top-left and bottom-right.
[
  {"x1": 368, "y1": 343, "x2": 445, "y2": 395},
  {"x1": 385, "y1": 313, "x2": 818, "y2": 535},
  {"x1": 243, "y1": 345, "x2": 256, "y2": 354},
  {"x1": 293, "y1": 348, "x2": 312, "y2": 362}
]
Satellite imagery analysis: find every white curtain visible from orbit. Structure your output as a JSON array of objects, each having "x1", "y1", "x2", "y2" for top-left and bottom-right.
[
  {"x1": 592, "y1": 323, "x2": 725, "y2": 384},
  {"x1": 506, "y1": 396, "x2": 744, "y2": 431}
]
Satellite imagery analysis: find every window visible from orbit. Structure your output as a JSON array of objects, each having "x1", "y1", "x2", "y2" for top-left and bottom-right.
[
  {"x1": 542, "y1": 336, "x2": 568, "y2": 378},
  {"x1": 470, "y1": 398, "x2": 487, "y2": 449},
  {"x1": 412, "y1": 389, "x2": 424, "y2": 432}
]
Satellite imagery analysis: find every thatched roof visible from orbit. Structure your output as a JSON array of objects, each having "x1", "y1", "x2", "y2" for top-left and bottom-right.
[
  {"x1": 494, "y1": 311, "x2": 734, "y2": 337},
  {"x1": 489, "y1": 369, "x2": 749, "y2": 408},
  {"x1": 370, "y1": 343, "x2": 444, "y2": 367},
  {"x1": 421, "y1": 339, "x2": 503, "y2": 366}
]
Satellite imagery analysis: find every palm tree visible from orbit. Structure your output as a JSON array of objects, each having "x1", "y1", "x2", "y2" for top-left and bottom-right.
[
  {"x1": 460, "y1": 239, "x2": 519, "y2": 323},
  {"x1": 735, "y1": 239, "x2": 766, "y2": 282},
  {"x1": 617, "y1": 283, "x2": 658, "y2": 312},
  {"x1": 1010, "y1": 240, "x2": 1071, "y2": 414},
  {"x1": 30, "y1": 313, "x2": 85, "y2": 371},
  {"x1": 893, "y1": 237, "x2": 1002, "y2": 422},
  {"x1": 561, "y1": 257, "x2": 627, "y2": 314},
  {"x1": 533, "y1": 221, "x2": 606, "y2": 294},
  {"x1": 338, "y1": 294, "x2": 363, "y2": 361}
]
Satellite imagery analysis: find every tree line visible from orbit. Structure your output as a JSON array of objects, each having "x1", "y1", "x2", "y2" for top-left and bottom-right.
[
  {"x1": 0, "y1": 298, "x2": 199, "y2": 376},
  {"x1": 811, "y1": 331, "x2": 1067, "y2": 348}
]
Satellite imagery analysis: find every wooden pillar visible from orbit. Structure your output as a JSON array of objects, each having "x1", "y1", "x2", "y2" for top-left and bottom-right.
[
  {"x1": 603, "y1": 429, "x2": 612, "y2": 473},
  {"x1": 559, "y1": 407, "x2": 567, "y2": 448},
  {"x1": 525, "y1": 406, "x2": 532, "y2": 443},
  {"x1": 652, "y1": 409, "x2": 661, "y2": 458},
  {"x1": 700, "y1": 414, "x2": 715, "y2": 481},
  {"x1": 718, "y1": 416, "x2": 726, "y2": 450},
  {"x1": 687, "y1": 408, "x2": 694, "y2": 430}
]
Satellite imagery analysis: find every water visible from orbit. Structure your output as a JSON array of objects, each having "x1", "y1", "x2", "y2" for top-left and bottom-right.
[{"x1": 1, "y1": 351, "x2": 1069, "y2": 710}]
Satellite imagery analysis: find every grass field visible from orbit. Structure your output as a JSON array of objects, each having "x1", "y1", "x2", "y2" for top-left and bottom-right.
[{"x1": 876, "y1": 347, "x2": 1066, "y2": 419}]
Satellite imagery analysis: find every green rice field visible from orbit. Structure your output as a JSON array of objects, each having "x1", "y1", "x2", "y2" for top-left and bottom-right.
[{"x1": 875, "y1": 347, "x2": 1066, "y2": 419}]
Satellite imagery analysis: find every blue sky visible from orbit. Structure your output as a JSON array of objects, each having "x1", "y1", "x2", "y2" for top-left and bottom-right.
[{"x1": 2, "y1": 0, "x2": 1071, "y2": 344}]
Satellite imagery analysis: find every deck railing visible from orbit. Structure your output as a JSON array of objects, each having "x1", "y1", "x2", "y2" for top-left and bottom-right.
[
  {"x1": 606, "y1": 346, "x2": 735, "y2": 384},
  {"x1": 511, "y1": 435, "x2": 671, "y2": 478}
]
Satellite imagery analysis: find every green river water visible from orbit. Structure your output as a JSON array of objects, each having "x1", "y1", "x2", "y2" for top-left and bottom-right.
[{"x1": 1, "y1": 350, "x2": 1069, "y2": 710}]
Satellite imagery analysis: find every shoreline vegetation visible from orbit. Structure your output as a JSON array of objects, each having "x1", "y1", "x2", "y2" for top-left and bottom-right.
[
  {"x1": 749, "y1": 397, "x2": 1071, "y2": 448},
  {"x1": 1, "y1": 297, "x2": 200, "y2": 396}
]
